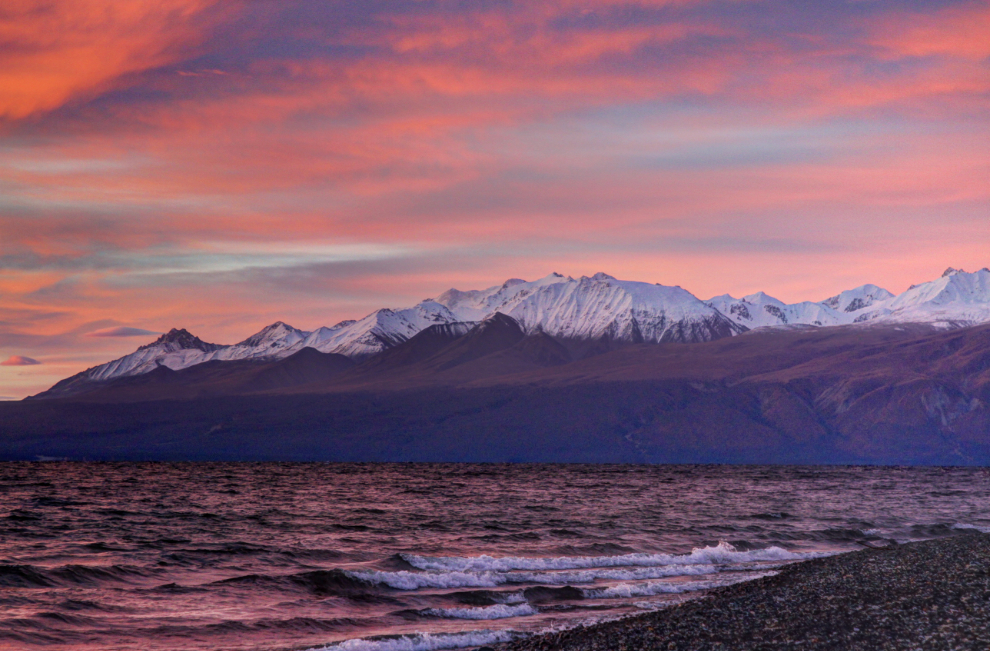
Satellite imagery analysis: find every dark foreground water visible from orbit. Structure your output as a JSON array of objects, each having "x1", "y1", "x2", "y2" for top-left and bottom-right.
[{"x1": 2, "y1": 464, "x2": 990, "y2": 651}]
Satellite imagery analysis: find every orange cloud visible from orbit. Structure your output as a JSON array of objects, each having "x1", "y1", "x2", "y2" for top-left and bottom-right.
[{"x1": 0, "y1": 0, "x2": 233, "y2": 120}]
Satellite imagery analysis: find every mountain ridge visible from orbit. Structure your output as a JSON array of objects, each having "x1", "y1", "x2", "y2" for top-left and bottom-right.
[{"x1": 41, "y1": 266, "x2": 990, "y2": 392}]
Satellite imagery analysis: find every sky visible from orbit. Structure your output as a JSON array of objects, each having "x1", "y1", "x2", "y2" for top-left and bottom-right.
[{"x1": 1, "y1": 0, "x2": 988, "y2": 398}]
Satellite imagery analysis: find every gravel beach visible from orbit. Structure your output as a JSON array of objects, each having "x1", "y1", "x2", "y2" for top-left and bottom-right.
[{"x1": 497, "y1": 533, "x2": 990, "y2": 651}]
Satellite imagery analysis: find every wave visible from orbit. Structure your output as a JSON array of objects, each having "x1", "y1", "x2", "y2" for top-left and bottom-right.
[
  {"x1": 308, "y1": 629, "x2": 521, "y2": 651},
  {"x1": 448, "y1": 590, "x2": 526, "y2": 606},
  {"x1": 0, "y1": 564, "x2": 56, "y2": 589},
  {"x1": 750, "y1": 512, "x2": 791, "y2": 520},
  {"x1": 347, "y1": 563, "x2": 719, "y2": 590},
  {"x1": 583, "y1": 571, "x2": 778, "y2": 599},
  {"x1": 48, "y1": 564, "x2": 150, "y2": 585},
  {"x1": 400, "y1": 542, "x2": 828, "y2": 574},
  {"x1": 145, "y1": 617, "x2": 365, "y2": 637},
  {"x1": 216, "y1": 569, "x2": 376, "y2": 596},
  {"x1": 172, "y1": 542, "x2": 273, "y2": 556},
  {"x1": 522, "y1": 586, "x2": 583, "y2": 603},
  {"x1": 816, "y1": 528, "x2": 881, "y2": 543},
  {"x1": 422, "y1": 603, "x2": 537, "y2": 620},
  {"x1": 952, "y1": 523, "x2": 990, "y2": 533},
  {"x1": 0, "y1": 563, "x2": 150, "y2": 588}
]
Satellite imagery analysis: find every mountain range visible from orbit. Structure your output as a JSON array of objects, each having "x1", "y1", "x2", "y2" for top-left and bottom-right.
[
  {"x1": 3, "y1": 266, "x2": 989, "y2": 465},
  {"x1": 42, "y1": 266, "x2": 990, "y2": 392}
]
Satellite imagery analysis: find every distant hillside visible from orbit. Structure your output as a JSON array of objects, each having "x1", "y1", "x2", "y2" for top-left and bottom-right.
[{"x1": 3, "y1": 319, "x2": 989, "y2": 464}]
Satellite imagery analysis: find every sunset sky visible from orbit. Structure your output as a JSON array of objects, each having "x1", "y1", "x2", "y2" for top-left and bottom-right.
[{"x1": 1, "y1": 0, "x2": 988, "y2": 398}]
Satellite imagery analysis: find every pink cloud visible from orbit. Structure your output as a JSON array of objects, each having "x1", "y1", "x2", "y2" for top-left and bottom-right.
[
  {"x1": 0, "y1": 0, "x2": 236, "y2": 121},
  {"x1": 871, "y1": 3, "x2": 990, "y2": 60},
  {"x1": 1, "y1": 355, "x2": 41, "y2": 366}
]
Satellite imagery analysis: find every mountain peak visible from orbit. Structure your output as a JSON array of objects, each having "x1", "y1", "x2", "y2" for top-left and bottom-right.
[
  {"x1": 236, "y1": 321, "x2": 306, "y2": 348},
  {"x1": 942, "y1": 267, "x2": 965, "y2": 277},
  {"x1": 819, "y1": 284, "x2": 894, "y2": 313},
  {"x1": 139, "y1": 328, "x2": 218, "y2": 352},
  {"x1": 256, "y1": 321, "x2": 296, "y2": 334},
  {"x1": 591, "y1": 272, "x2": 616, "y2": 281}
]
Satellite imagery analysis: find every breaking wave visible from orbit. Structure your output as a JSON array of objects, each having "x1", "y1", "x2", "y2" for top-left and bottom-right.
[
  {"x1": 583, "y1": 572, "x2": 778, "y2": 599},
  {"x1": 952, "y1": 523, "x2": 990, "y2": 534},
  {"x1": 348, "y1": 563, "x2": 719, "y2": 590},
  {"x1": 308, "y1": 629, "x2": 521, "y2": 651},
  {"x1": 422, "y1": 604, "x2": 537, "y2": 620},
  {"x1": 401, "y1": 542, "x2": 827, "y2": 574}
]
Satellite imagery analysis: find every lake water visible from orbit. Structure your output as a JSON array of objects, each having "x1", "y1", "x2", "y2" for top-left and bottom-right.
[{"x1": 2, "y1": 463, "x2": 989, "y2": 651}]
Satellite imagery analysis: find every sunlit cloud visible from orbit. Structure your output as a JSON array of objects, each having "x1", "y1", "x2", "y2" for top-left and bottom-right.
[
  {"x1": 1, "y1": 355, "x2": 41, "y2": 366},
  {"x1": 0, "y1": 0, "x2": 234, "y2": 120}
]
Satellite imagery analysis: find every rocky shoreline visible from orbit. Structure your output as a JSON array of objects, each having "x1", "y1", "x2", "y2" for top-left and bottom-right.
[{"x1": 497, "y1": 533, "x2": 990, "y2": 651}]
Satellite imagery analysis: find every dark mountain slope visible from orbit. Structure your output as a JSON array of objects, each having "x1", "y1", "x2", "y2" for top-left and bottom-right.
[
  {"x1": 315, "y1": 314, "x2": 567, "y2": 391},
  {"x1": 32, "y1": 348, "x2": 355, "y2": 402},
  {"x1": 351, "y1": 322, "x2": 475, "y2": 373},
  {"x1": 3, "y1": 323, "x2": 989, "y2": 464}
]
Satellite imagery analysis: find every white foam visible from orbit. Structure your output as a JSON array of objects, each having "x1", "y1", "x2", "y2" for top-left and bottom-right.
[
  {"x1": 402, "y1": 542, "x2": 828, "y2": 574},
  {"x1": 347, "y1": 563, "x2": 718, "y2": 590},
  {"x1": 507, "y1": 564, "x2": 718, "y2": 585},
  {"x1": 583, "y1": 572, "x2": 777, "y2": 599},
  {"x1": 633, "y1": 600, "x2": 671, "y2": 610},
  {"x1": 347, "y1": 570, "x2": 502, "y2": 590},
  {"x1": 496, "y1": 592, "x2": 527, "y2": 604},
  {"x1": 423, "y1": 603, "x2": 537, "y2": 620},
  {"x1": 952, "y1": 523, "x2": 990, "y2": 533},
  {"x1": 308, "y1": 630, "x2": 519, "y2": 651}
]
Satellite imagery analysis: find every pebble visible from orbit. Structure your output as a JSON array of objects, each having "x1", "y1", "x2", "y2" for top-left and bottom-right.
[{"x1": 497, "y1": 533, "x2": 990, "y2": 651}]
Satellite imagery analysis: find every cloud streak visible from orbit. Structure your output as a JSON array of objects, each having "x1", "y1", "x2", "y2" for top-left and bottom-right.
[{"x1": 85, "y1": 326, "x2": 160, "y2": 337}]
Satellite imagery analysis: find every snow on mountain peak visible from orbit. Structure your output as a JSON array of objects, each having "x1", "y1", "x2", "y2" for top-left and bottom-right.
[
  {"x1": 138, "y1": 328, "x2": 220, "y2": 352},
  {"x1": 236, "y1": 321, "x2": 308, "y2": 348},
  {"x1": 88, "y1": 329, "x2": 222, "y2": 381},
  {"x1": 819, "y1": 284, "x2": 895, "y2": 313},
  {"x1": 855, "y1": 268, "x2": 990, "y2": 327},
  {"x1": 77, "y1": 266, "x2": 990, "y2": 384},
  {"x1": 708, "y1": 293, "x2": 840, "y2": 329},
  {"x1": 479, "y1": 274, "x2": 743, "y2": 343}
]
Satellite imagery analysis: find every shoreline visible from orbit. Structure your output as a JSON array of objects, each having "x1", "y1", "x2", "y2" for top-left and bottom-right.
[{"x1": 495, "y1": 533, "x2": 990, "y2": 651}]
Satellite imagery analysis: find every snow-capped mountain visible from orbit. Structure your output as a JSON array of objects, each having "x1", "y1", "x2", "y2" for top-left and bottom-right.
[
  {"x1": 852, "y1": 267, "x2": 990, "y2": 327},
  {"x1": 72, "y1": 266, "x2": 990, "y2": 384},
  {"x1": 85, "y1": 323, "x2": 313, "y2": 381},
  {"x1": 284, "y1": 301, "x2": 463, "y2": 359},
  {"x1": 86, "y1": 329, "x2": 224, "y2": 381},
  {"x1": 820, "y1": 284, "x2": 895, "y2": 314},
  {"x1": 706, "y1": 292, "x2": 845, "y2": 329},
  {"x1": 212, "y1": 321, "x2": 309, "y2": 361},
  {"x1": 434, "y1": 272, "x2": 743, "y2": 343}
]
